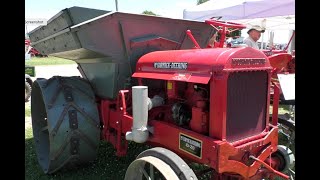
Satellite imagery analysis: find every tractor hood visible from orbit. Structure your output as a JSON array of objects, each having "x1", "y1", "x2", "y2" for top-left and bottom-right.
[{"x1": 132, "y1": 47, "x2": 271, "y2": 84}]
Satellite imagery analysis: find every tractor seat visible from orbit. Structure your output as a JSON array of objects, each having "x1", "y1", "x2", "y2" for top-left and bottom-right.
[{"x1": 268, "y1": 53, "x2": 292, "y2": 71}]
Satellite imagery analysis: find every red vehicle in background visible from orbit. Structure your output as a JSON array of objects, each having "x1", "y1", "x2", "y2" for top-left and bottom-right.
[{"x1": 25, "y1": 39, "x2": 47, "y2": 57}]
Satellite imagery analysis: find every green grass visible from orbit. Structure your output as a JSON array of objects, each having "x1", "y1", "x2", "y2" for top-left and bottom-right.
[
  {"x1": 25, "y1": 56, "x2": 76, "y2": 66},
  {"x1": 25, "y1": 102, "x2": 149, "y2": 179},
  {"x1": 25, "y1": 103, "x2": 31, "y2": 117},
  {"x1": 25, "y1": 104, "x2": 293, "y2": 179},
  {"x1": 25, "y1": 127, "x2": 150, "y2": 180},
  {"x1": 270, "y1": 104, "x2": 291, "y2": 115}
]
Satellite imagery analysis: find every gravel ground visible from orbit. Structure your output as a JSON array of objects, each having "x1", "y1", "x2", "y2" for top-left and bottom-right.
[{"x1": 25, "y1": 64, "x2": 82, "y2": 129}]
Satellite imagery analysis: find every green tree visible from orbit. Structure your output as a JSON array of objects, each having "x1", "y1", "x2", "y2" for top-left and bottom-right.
[
  {"x1": 197, "y1": 0, "x2": 209, "y2": 5},
  {"x1": 142, "y1": 10, "x2": 158, "y2": 16}
]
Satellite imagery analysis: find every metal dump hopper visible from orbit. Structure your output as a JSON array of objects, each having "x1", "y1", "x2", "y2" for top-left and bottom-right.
[{"x1": 29, "y1": 6, "x2": 216, "y2": 99}]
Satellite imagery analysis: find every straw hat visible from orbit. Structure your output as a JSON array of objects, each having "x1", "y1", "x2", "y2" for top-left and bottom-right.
[{"x1": 247, "y1": 25, "x2": 265, "y2": 34}]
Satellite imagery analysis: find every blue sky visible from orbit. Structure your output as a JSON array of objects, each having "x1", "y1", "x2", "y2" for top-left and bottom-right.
[
  {"x1": 25, "y1": 0, "x2": 196, "y2": 17},
  {"x1": 25, "y1": 0, "x2": 292, "y2": 44},
  {"x1": 25, "y1": 0, "x2": 197, "y2": 29}
]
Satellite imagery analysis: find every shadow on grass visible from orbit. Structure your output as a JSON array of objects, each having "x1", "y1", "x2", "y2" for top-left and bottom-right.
[{"x1": 25, "y1": 135, "x2": 149, "y2": 180}]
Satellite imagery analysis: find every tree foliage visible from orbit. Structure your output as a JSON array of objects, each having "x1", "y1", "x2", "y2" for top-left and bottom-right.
[
  {"x1": 142, "y1": 10, "x2": 158, "y2": 16},
  {"x1": 197, "y1": 0, "x2": 209, "y2": 5}
]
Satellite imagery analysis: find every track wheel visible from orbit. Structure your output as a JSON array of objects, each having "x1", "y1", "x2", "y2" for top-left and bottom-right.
[
  {"x1": 31, "y1": 76, "x2": 101, "y2": 174},
  {"x1": 124, "y1": 147, "x2": 197, "y2": 180}
]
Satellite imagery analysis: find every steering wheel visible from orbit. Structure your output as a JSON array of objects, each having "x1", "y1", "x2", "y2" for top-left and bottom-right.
[
  {"x1": 205, "y1": 19, "x2": 246, "y2": 48},
  {"x1": 205, "y1": 19, "x2": 246, "y2": 29}
]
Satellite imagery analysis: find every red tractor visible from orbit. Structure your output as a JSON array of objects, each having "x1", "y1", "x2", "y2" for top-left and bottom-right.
[
  {"x1": 29, "y1": 7, "x2": 295, "y2": 180},
  {"x1": 25, "y1": 39, "x2": 47, "y2": 57},
  {"x1": 204, "y1": 20, "x2": 295, "y2": 167},
  {"x1": 204, "y1": 19, "x2": 295, "y2": 105}
]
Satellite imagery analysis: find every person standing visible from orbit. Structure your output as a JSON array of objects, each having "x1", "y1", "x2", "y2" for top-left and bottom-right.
[{"x1": 243, "y1": 25, "x2": 265, "y2": 49}]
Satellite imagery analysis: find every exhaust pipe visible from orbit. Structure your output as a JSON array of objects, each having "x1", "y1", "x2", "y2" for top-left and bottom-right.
[
  {"x1": 126, "y1": 86, "x2": 164, "y2": 143},
  {"x1": 126, "y1": 86, "x2": 150, "y2": 143}
]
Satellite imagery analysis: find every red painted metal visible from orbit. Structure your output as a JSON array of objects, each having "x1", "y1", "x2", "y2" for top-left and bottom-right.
[
  {"x1": 186, "y1": 30, "x2": 201, "y2": 49},
  {"x1": 133, "y1": 47, "x2": 271, "y2": 76},
  {"x1": 264, "y1": 51, "x2": 294, "y2": 102},
  {"x1": 219, "y1": 27, "x2": 227, "y2": 48},
  {"x1": 184, "y1": 83, "x2": 208, "y2": 108},
  {"x1": 189, "y1": 107, "x2": 209, "y2": 134},
  {"x1": 231, "y1": 131, "x2": 268, "y2": 147},
  {"x1": 269, "y1": 53, "x2": 292, "y2": 70},
  {"x1": 98, "y1": 44, "x2": 286, "y2": 179},
  {"x1": 288, "y1": 52, "x2": 295, "y2": 73},
  {"x1": 166, "y1": 80, "x2": 177, "y2": 98},
  {"x1": 268, "y1": 53, "x2": 293, "y2": 77},
  {"x1": 250, "y1": 155, "x2": 289, "y2": 179},
  {"x1": 118, "y1": 90, "x2": 129, "y2": 114},
  {"x1": 145, "y1": 120, "x2": 279, "y2": 178},
  {"x1": 205, "y1": 19, "x2": 247, "y2": 29},
  {"x1": 25, "y1": 39, "x2": 43, "y2": 57},
  {"x1": 133, "y1": 72, "x2": 212, "y2": 84},
  {"x1": 272, "y1": 83, "x2": 280, "y2": 126},
  {"x1": 205, "y1": 19, "x2": 246, "y2": 48},
  {"x1": 100, "y1": 90, "x2": 132, "y2": 156},
  {"x1": 210, "y1": 72, "x2": 228, "y2": 140},
  {"x1": 100, "y1": 100, "x2": 111, "y2": 140}
]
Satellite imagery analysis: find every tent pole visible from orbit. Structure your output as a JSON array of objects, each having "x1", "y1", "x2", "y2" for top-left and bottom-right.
[
  {"x1": 260, "y1": 33, "x2": 264, "y2": 50},
  {"x1": 284, "y1": 30, "x2": 295, "y2": 52}
]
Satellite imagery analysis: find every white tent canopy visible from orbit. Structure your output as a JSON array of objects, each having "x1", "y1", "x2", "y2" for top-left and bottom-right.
[
  {"x1": 183, "y1": 0, "x2": 295, "y2": 48},
  {"x1": 183, "y1": 0, "x2": 295, "y2": 23},
  {"x1": 231, "y1": 15, "x2": 295, "y2": 30}
]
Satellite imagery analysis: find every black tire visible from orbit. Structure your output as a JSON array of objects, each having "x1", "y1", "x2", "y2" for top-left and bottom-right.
[
  {"x1": 25, "y1": 81, "x2": 32, "y2": 102},
  {"x1": 31, "y1": 76, "x2": 101, "y2": 174}
]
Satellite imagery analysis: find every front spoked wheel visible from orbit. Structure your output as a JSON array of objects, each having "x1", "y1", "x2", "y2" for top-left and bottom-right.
[
  {"x1": 277, "y1": 113, "x2": 295, "y2": 180},
  {"x1": 124, "y1": 147, "x2": 197, "y2": 180},
  {"x1": 126, "y1": 156, "x2": 179, "y2": 180}
]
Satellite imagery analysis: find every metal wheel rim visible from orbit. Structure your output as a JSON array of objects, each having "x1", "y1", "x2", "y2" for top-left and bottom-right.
[
  {"x1": 125, "y1": 156, "x2": 180, "y2": 180},
  {"x1": 278, "y1": 117, "x2": 295, "y2": 179}
]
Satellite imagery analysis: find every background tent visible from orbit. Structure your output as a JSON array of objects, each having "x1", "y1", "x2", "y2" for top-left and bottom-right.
[
  {"x1": 183, "y1": 0, "x2": 295, "y2": 22},
  {"x1": 183, "y1": 0, "x2": 295, "y2": 50}
]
